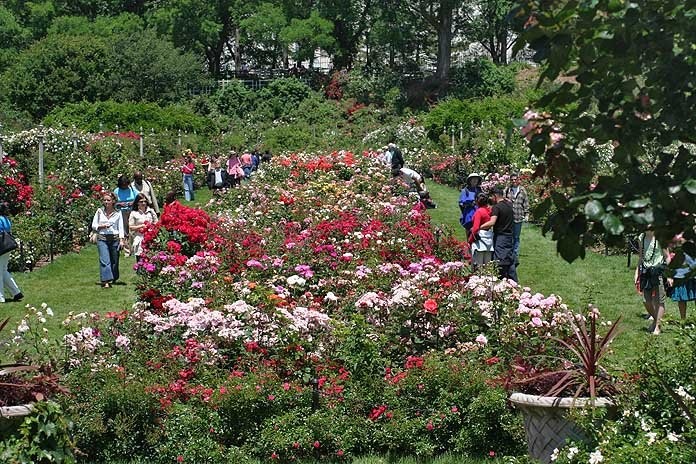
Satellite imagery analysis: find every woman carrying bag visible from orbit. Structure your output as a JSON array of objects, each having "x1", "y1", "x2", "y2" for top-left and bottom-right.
[
  {"x1": 635, "y1": 229, "x2": 669, "y2": 335},
  {"x1": 0, "y1": 203, "x2": 23, "y2": 303}
]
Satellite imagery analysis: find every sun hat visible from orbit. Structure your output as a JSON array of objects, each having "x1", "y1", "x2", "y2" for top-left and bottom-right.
[{"x1": 466, "y1": 172, "x2": 482, "y2": 183}]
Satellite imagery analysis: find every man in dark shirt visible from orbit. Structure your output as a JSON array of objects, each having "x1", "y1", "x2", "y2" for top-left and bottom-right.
[
  {"x1": 480, "y1": 186, "x2": 518, "y2": 282},
  {"x1": 388, "y1": 142, "x2": 404, "y2": 170}
]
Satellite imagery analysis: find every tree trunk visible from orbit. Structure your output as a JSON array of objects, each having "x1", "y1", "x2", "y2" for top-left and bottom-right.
[
  {"x1": 235, "y1": 28, "x2": 241, "y2": 73},
  {"x1": 435, "y1": 2, "x2": 453, "y2": 81}
]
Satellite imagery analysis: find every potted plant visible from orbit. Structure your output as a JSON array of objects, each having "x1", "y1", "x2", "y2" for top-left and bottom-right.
[
  {"x1": 505, "y1": 306, "x2": 621, "y2": 464},
  {"x1": 0, "y1": 317, "x2": 65, "y2": 436}
]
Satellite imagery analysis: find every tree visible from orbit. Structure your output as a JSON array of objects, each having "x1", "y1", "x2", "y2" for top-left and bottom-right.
[
  {"x1": 0, "y1": 6, "x2": 31, "y2": 68},
  {"x1": 0, "y1": 15, "x2": 205, "y2": 118},
  {"x1": 240, "y1": 2, "x2": 288, "y2": 68},
  {"x1": 514, "y1": 0, "x2": 696, "y2": 265},
  {"x1": 316, "y1": 0, "x2": 373, "y2": 70},
  {"x1": 460, "y1": 0, "x2": 518, "y2": 65},
  {"x1": 280, "y1": 10, "x2": 335, "y2": 66},
  {"x1": 147, "y1": 0, "x2": 242, "y2": 76},
  {"x1": 404, "y1": 0, "x2": 463, "y2": 81}
]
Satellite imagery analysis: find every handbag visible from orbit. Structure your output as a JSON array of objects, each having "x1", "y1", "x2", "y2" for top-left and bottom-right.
[
  {"x1": 0, "y1": 231, "x2": 18, "y2": 256},
  {"x1": 89, "y1": 231, "x2": 98, "y2": 244}
]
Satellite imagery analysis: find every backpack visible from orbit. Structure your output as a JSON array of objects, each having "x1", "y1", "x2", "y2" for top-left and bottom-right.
[{"x1": 459, "y1": 188, "x2": 478, "y2": 229}]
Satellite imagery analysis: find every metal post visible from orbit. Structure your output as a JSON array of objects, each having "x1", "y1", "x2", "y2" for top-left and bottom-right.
[
  {"x1": 459, "y1": 123, "x2": 463, "y2": 142},
  {"x1": 115, "y1": 124, "x2": 119, "y2": 135},
  {"x1": 139, "y1": 126, "x2": 144, "y2": 157},
  {"x1": 99, "y1": 122, "x2": 103, "y2": 135},
  {"x1": 177, "y1": 129, "x2": 182, "y2": 146},
  {"x1": 450, "y1": 127, "x2": 455, "y2": 150},
  {"x1": 72, "y1": 124, "x2": 78, "y2": 151},
  {"x1": 38, "y1": 124, "x2": 45, "y2": 187}
]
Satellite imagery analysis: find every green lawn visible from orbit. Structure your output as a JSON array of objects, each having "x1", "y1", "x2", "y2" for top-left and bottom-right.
[{"x1": 427, "y1": 182, "x2": 685, "y2": 369}]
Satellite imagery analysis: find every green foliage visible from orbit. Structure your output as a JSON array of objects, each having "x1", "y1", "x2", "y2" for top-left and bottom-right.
[
  {"x1": 45, "y1": 101, "x2": 214, "y2": 134},
  {"x1": 1, "y1": 14, "x2": 205, "y2": 120},
  {"x1": 255, "y1": 78, "x2": 315, "y2": 121},
  {"x1": 280, "y1": 10, "x2": 335, "y2": 64},
  {"x1": 212, "y1": 80, "x2": 255, "y2": 119},
  {"x1": 0, "y1": 400, "x2": 76, "y2": 464},
  {"x1": 156, "y1": 403, "x2": 227, "y2": 464},
  {"x1": 449, "y1": 59, "x2": 516, "y2": 100},
  {"x1": 62, "y1": 370, "x2": 162, "y2": 462},
  {"x1": 0, "y1": 33, "x2": 112, "y2": 118},
  {"x1": 240, "y1": 2, "x2": 287, "y2": 68},
  {"x1": 343, "y1": 69, "x2": 404, "y2": 109},
  {"x1": 514, "y1": 0, "x2": 696, "y2": 262},
  {"x1": 422, "y1": 95, "x2": 528, "y2": 140}
]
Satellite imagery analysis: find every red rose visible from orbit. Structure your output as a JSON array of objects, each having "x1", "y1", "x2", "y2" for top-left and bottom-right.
[{"x1": 423, "y1": 299, "x2": 438, "y2": 315}]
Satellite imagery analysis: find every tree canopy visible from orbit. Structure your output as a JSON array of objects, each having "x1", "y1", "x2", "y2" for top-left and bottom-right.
[{"x1": 515, "y1": 0, "x2": 696, "y2": 265}]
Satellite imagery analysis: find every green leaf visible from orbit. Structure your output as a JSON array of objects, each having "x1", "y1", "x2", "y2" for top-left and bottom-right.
[
  {"x1": 602, "y1": 213, "x2": 624, "y2": 235},
  {"x1": 684, "y1": 178, "x2": 696, "y2": 194},
  {"x1": 627, "y1": 198, "x2": 649, "y2": 208},
  {"x1": 584, "y1": 200, "x2": 604, "y2": 220}
]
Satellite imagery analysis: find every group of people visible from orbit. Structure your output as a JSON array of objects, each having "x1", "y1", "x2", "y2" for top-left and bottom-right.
[
  {"x1": 635, "y1": 229, "x2": 696, "y2": 335},
  {"x1": 92, "y1": 172, "x2": 161, "y2": 288},
  {"x1": 181, "y1": 149, "x2": 272, "y2": 199},
  {"x1": 459, "y1": 172, "x2": 529, "y2": 283}
]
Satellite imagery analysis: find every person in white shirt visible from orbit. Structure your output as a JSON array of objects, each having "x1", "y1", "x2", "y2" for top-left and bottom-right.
[
  {"x1": 92, "y1": 192, "x2": 126, "y2": 288},
  {"x1": 392, "y1": 167, "x2": 426, "y2": 193}
]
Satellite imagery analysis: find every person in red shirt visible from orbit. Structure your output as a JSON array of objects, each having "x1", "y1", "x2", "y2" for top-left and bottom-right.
[
  {"x1": 181, "y1": 155, "x2": 195, "y2": 201},
  {"x1": 468, "y1": 193, "x2": 494, "y2": 269}
]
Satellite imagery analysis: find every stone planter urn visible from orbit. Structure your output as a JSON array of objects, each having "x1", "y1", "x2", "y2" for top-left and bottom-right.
[
  {"x1": 510, "y1": 392, "x2": 614, "y2": 464},
  {"x1": 0, "y1": 403, "x2": 34, "y2": 435}
]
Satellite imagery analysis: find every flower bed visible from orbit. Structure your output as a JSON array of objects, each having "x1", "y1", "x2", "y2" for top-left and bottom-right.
[{"x1": 3, "y1": 149, "x2": 622, "y2": 463}]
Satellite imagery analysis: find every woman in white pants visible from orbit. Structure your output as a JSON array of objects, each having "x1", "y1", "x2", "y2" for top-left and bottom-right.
[{"x1": 0, "y1": 203, "x2": 23, "y2": 303}]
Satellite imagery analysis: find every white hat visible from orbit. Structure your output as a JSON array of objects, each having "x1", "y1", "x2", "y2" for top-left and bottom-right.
[{"x1": 467, "y1": 172, "x2": 482, "y2": 182}]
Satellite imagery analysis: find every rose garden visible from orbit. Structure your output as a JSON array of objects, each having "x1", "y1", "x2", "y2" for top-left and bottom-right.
[{"x1": 1, "y1": 2, "x2": 696, "y2": 463}]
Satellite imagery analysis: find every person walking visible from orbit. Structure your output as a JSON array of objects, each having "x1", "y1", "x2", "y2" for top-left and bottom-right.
[
  {"x1": 481, "y1": 186, "x2": 517, "y2": 282},
  {"x1": 468, "y1": 193, "x2": 494, "y2": 269},
  {"x1": 668, "y1": 253, "x2": 696, "y2": 320},
  {"x1": 131, "y1": 171, "x2": 160, "y2": 215},
  {"x1": 635, "y1": 229, "x2": 668, "y2": 335},
  {"x1": 181, "y1": 154, "x2": 196, "y2": 201},
  {"x1": 114, "y1": 175, "x2": 137, "y2": 256},
  {"x1": 504, "y1": 172, "x2": 529, "y2": 264},
  {"x1": 129, "y1": 193, "x2": 158, "y2": 259},
  {"x1": 459, "y1": 173, "x2": 483, "y2": 240},
  {"x1": 0, "y1": 203, "x2": 23, "y2": 303},
  {"x1": 92, "y1": 192, "x2": 126, "y2": 288},
  {"x1": 207, "y1": 159, "x2": 230, "y2": 193}
]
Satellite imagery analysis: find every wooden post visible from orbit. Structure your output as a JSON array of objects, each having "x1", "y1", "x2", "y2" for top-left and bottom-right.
[{"x1": 38, "y1": 124, "x2": 45, "y2": 187}]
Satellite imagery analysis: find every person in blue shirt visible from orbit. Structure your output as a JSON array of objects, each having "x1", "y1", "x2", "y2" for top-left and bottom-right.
[
  {"x1": 114, "y1": 175, "x2": 137, "y2": 256},
  {"x1": 459, "y1": 173, "x2": 483, "y2": 240},
  {"x1": 0, "y1": 203, "x2": 23, "y2": 303}
]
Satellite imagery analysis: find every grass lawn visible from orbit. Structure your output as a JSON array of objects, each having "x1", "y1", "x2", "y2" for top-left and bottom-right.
[{"x1": 427, "y1": 182, "x2": 687, "y2": 369}]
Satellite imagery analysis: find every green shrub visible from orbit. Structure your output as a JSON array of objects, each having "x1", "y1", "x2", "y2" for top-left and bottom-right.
[
  {"x1": 44, "y1": 101, "x2": 215, "y2": 135},
  {"x1": 450, "y1": 59, "x2": 516, "y2": 100},
  {"x1": 61, "y1": 371, "x2": 162, "y2": 463},
  {"x1": 212, "y1": 80, "x2": 255, "y2": 119},
  {"x1": 255, "y1": 78, "x2": 314, "y2": 121},
  {"x1": 156, "y1": 403, "x2": 228, "y2": 464}
]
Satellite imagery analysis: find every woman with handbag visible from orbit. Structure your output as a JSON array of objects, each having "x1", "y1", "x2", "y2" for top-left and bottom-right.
[
  {"x1": 0, "y1": 203, "x2": 23, "y2": 303},
  {"x1": 92, "y1": 192, "x2": 126, "y2": 288},
  {"x1": 635, "y1": 229, "x2": 669, "y2": 335}
]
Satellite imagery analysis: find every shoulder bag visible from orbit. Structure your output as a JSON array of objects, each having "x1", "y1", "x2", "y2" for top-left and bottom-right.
[{"x1": 0, "y1": 231, "x2": 18, "y2": 256}]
